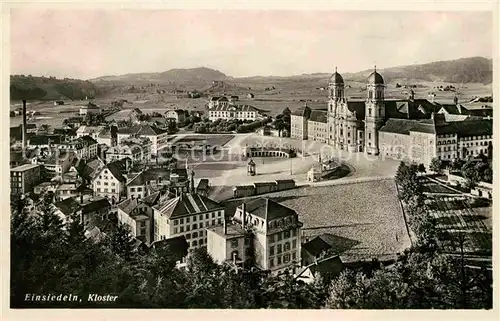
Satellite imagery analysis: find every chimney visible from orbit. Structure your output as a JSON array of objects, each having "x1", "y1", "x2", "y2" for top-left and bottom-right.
[
  {"x1": 22, "y1": 100, "x2": 27, "y2": 157},
  {"x1": 241, "y1": 202, "x2": 246, "y2": 228},
  {"x1": 223, "y1": 216, "x2": 227, "y2": 235}
]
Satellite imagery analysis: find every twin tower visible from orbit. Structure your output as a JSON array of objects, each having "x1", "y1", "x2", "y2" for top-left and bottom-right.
[{"x1": 327, "y1": 67, "x2": 385, "y2": 155}]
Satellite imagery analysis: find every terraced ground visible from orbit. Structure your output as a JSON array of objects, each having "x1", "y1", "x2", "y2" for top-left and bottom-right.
[
  {"x1": 426, "y1": 195, "x2": 492, "y2": 254},
  {"x1": 223, "y1": 179, "x2": 411, "y2": 263}
]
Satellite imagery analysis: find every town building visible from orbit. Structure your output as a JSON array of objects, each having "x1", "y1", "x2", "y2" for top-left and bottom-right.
[
  {"x1": 208, "y1": 104, "x2": 264, "y2": 122},
  {"x1": 207, "y1": 96, "x2": 230, "y2": 109},
  {"x1": 153, "y1": 192, "x2": 225, "y2": 251},
  {"x1": 96, "y1": 127, "x2": 113, "y2": 146},
  {"x1": 207, "y1": 198, "x2": 303, "y2": 275},
  {"x1": 92, "y1": 159, "x2": 130, "y2": 204},
  {"x1": 106, "y1": 143, "x2": 144, "y2": 164},
  {"x1": 125, "y1": 167, "x2": 174, "y2": 199},
  {"x1": 10, "y1": 164, "x2": 42, "y2": 195},
  {"x1": 38, "y1": 150, "x2": 76, "y2": 175},
  {"x1": 290, "y1": 104, "x2": 311, "y2": 140},
  {"x1": 117, "y1": 124, "x2": 168, "y2": 156},
  {"x1": 307, "y1": 110, "x2": 328, "y2": 142},
  {"x1": 79, "y1": 102, "x2": 100, "y2": 116},
  {"x1": 58, "y1": 136, "x2": 99, "y2": 160},
  {"x1": 164, "y1": 109, "x2": 189, "y2": 124},
  {"x1": 378, "y1": 114, "x2": 493, "y2": 165},
  {"x1": 76, "y1": 126, "x2": 104, "y2": 140},
  {"x1": 116, "y1": 192, "x2": 161, "y2": 245}
]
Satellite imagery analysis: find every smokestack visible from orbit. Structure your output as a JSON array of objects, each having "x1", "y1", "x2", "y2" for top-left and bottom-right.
[
  {"x1": 22, "y1": 100, "x2": 27, "y2": 156},
  {"x1": 241, "y1": 202, "x2": 246, "y2": 228}
]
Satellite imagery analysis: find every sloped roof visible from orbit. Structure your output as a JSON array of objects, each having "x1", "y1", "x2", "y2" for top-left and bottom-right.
[
  {"x1": 81, "y1": 198, "x2": 111, "y2": 214},
  {"x1": 150, "y1": 236, "x2": 189, "y2": 259},
  {"x1": 302, "y1": 236, "x2": 332, "y2": 257},
  {"x1": 308, "y1": 110, "x2": 327, "y2": 123},
  {"x1": 105, "y1": 160, "x2": 127, "y2": 182},
  {"x1": 241, "y1": 198, "x2": 297, "y2": 221},
  {"x1": 308, "y1": 256, "x2": 344, "y2": 281},
  {"x1": 154, "y1": 193, "x2": 223, "y2": 218},
  {"x1": 29, "y1": 135, "x2": 62, "y2": 145},
  {"x1": 54, "y1": 197, "x2": 81, "y2": 216},
  {"x1": 292, "y1": 106, "x2": 312, "y2": 118},
  {"x1": 197, "y1": 178, "x2": 209, "y2": 190},
  {"x1": 346, "y1": 101, "x2": 366, "y2": 120},
  {"x1": 127, "y1": 168, "x2": 172, "y2": 187},
  {"x1": 118, "y1": 124, "x2": 167, "y2": 136}
]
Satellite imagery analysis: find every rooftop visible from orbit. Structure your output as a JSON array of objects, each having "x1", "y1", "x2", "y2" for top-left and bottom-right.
[
  {"x1": 11, "y1": 163, "x2": 40, "y2": 172},
  {"x1": 240, "y1": 198, "x2": 297, "y2": 221},
  {"x1": 208, "y1": 223, "x2": 246, "y2": 240},
  {"x1": 154, "y1": 193, "x2": 223, "y2": 219}
]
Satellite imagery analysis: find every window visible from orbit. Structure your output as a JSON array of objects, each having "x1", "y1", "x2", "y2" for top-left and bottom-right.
[
  {"x1": 269, "y1": 258, "x2": 274, "y2": 268},
  {"x1": 186, "y1": 217, "x2": 190, "y2": 223},
  {"x1": 186, "y1": 233, "x2": 191, "y2": 239},
  {"x1": 104, "y1": 188, "x2": 108, "y2": 193},
  {"x1": 283, "y1": 254, "x2": 290, "y2": 263},
  {"x1": 270, "y1": 246, "x2": 275, "y2": 256},
  {"x1": 292, "y1": 229, "x2": 297, "y2": 237},
  {"x1": 277, "y1": 256, "x2": 282, "y2": 265},
  {"x1": 268, "y1": 234, "x2": 275, "y2": 243},
  {"x1": 174, "y1": 220, "x2": 178, "y2": 226},
  {"x1": 205, "y1": 213, "x2": 209, "y2": 219},
  {"x1": 193, "y1": 224, "x2": 197, "y2": 230},
  {"x1": 292, "y1": 240, "x2": 297, "y2": 249},
  {"x1": 277, "y1": 233, "x2": 282, "y2": 241},
  {"x1": 218, "y1": 211, "x2": 222, "y2": 217},
  {"x1": 104, "y1": 182, "x2": 108, "y2": 186},
  {"x1": 193, "y1": 215, "x2": 197, "y2": 222},
  {"x1": 212, "y1": 213, "x2": 215, "y2": 218},
  {"x1": 217, "y1": 218, "x2": 222, "y2": 225},
  {"x1": 180, "y1": 226, "x2": 184, "y2": 233},
  {"x1": 284, "y1": 242, "x2": 290, "y2": 251},
  {"x1": 186, "y1": 225, "x2": 190, "y2": 231},
  {"x1": 199, "y1": 222, "x2": 203, "y2": 228},
  {"x1": 212, "y1": 220, "x2": 215, "y2": 226},
  {"x1": 174, "y1": 227, "x2": 178, "y2": 234},
  {"x1": 284, "y1": 230, "x2": 291, "y2": 239},
  {"x1": 277, "y1": 244, "x2": 282, "y2": 254},
  {"x1": 97, "y1": 188, "x2": 101, "y2": 192},
  {"x1": 199, "y1": 238, "x2": 204, "y2": 245},
  {"x1": 292, "y1": 252, "x2": 296, "y2": 260},
  {"x1": 231, "y1": 239, "x2": 239, "y2": 248},
  {"x1": 368, "y1": 133, "x2": 371, "y2": 140}
]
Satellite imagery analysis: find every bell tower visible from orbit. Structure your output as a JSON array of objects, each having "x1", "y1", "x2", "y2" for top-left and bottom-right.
[
  {"x1": 327, "y1": 67, "x2": 345, "y2": 147},
  {"x1": 364, "y1": 66, "x2": 385, "y2": 155}
]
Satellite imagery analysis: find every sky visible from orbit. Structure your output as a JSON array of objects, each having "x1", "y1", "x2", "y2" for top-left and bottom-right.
[{"x1": 10, "y1": 10, "x2": 493, "y2": 80}]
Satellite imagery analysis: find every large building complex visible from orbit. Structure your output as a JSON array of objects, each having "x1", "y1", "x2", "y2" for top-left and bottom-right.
[
  {"x1": 10, "y1": 164, "x2": 42, "y2": 195},
  {"x1": 208, "y1": 104, "x2": 264, "y2": 122},
  {"x1": 291, "y1": 67, "x2": 493, "y2": 165}
]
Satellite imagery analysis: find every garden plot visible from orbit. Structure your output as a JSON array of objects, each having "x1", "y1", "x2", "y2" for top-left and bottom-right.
[{"x1": 426, "y1": 195, "x2": 492, "y2": 254}]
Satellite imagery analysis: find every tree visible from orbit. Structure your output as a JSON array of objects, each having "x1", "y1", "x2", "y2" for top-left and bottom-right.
[
  {"x1": 417, "y1": 163, "x2": 426, "y2": 174},
  {"x1": 429, "y1": 157, "x2": 442, "y2": 174}
]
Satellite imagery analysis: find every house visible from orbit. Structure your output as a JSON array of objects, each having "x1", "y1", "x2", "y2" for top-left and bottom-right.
[
  {"x1": 117, "y1": 124, "x2": 168, "y2": 156},
  {"x1": 106, "y1": 143, "x2": 145, "y2": 165},
  {"x1": 150, "y1": 236, "x2": 189, "y2": 264},
  {"x1": 40, "y1": 151, "x2": 76, "y2": 175},
  {"x1": 117, "y1": 192, "x2": 162, "y2": 245},
  {"x1": 126, "y1": 167, "x2": 173, "y2": 199},
  {"x1": 207, "y1": 198, "x2": 303, "y2": 275},
  {"x1": 79, "y1": 102, "x2": 100, "y2": 116},
  {"x1": 153, "y1": 193, "x2": 225, "y2": 251},
  {"x1": 207, "y1": 96, "x2": 230, "y2": 109},
  {"x1": 295, "y1": 256, "x2": 344, "y2": 284},
  {"x1": 78, "y1": 197, "x2": 113, "y2": 228},
  {"x1": 64, "y1": 117, "x2": 84, "y2": 128},
  {"x1": 10, "y1": 164, "x2": 42, "y2": 195},
  {"x1": 53, "y1": 197, "x2": 81, "y2": 224},
  {"x1": 229, "y1": 95, "x2": 239, "y2": 102},
  {"x1": 56, "y1": 183, "x2": 80, "y2": 201},
  {"x1": 96, "y1": 127, "x2": 113, "y2": 146},
  {"x1": 71, "y1": 157, "x2": 105, "y2": 185},
  {"x1": 53, "y1": 128, "x2": 77, "y2": 142},
  {"x1": 92, "y1": 159, "x2": 130, "y2": 204},
  {"x1": 129, "y1": 108, "x2": 144, "y2": 122},
  {"x1": 164, "y1": 109, "x2": 189, "y2": 124},
  {"x1": 28, "y1": 135, "x2": 62, "y2": 148},
  {"x1": 33, "y1": 181, "x2": 58, "y2": 195},
  {"x1": 307, "y1": 110, "x2": 328, "y2": 143}
]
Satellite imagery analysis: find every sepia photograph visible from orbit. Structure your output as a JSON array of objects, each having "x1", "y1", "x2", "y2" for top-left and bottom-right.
[{"x1": 4, "y1": 3, "x2": 496, "y2": 313}]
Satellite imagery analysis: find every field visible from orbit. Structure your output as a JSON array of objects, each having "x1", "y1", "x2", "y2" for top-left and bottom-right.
[{"x1": 223, "y1": 179, "x2": 411, "y2": 263}]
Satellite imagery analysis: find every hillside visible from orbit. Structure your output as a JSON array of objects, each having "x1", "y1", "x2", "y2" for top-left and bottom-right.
[
  {"x1": 10, "y1": 75, "x2": 100, "y2": 101},
  {"x1": 92, "y1": 67, "x2": 227, "y2": 85}
]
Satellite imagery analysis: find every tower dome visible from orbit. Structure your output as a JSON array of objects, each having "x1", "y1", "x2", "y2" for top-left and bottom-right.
[
  {"x1": 329, "y1": 67, "x2": 344, "y2": 84},
  {"x1": 367, "y1": 66, "x2": 384, "y2": 85}
]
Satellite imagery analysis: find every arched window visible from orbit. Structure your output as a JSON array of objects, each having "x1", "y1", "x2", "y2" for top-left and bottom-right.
[{"x1": 192, "y1": 240, "x2": 198, "y2": 247}]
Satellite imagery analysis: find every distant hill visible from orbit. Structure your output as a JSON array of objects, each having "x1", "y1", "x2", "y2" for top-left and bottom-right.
[
  {"x1": 345, "y1": 57, "x2": 492, "y2": 84},
  {"x1": 92, "y1": 67, "x2": 227, "y2": 85},
  {"x1": 235, "y1": 57, "x2": 493, "y2": 85},
  {"x1": 10, "y1": 75, "x2": 100, "y2": 101}
]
